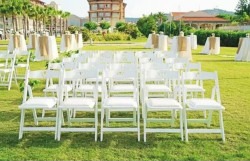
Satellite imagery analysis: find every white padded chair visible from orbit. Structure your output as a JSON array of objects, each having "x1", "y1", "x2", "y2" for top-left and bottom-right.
[
  {"x1": 0, "y1": 51, "x2": 17, "y2": 90},
  {"x1": 14, "y1": 50, "x2": 30, "y2": 80},
  {"x1": 143, "y1": 69, "x2": 183, "y2": 142},
  {"x1": 57, "y1": 69, "x2": 99, "y2": 141},
  {"x1": 18, "y1": 70, "x2": 58, "y2": 139},
  {"x1": 182, "y1": 71, "x2": 225, "y2": 142},
  {"x1": 100, "y1": 69, "x2": 140, "y2": 141}
]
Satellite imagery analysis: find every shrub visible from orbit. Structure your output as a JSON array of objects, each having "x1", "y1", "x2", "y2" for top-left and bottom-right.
[
  {"x1": 194, "y1": 30, "x2": 248, "y2": 47},
  {"x1": 81, "y1": 28, "x2": 90, "y2": 41},
  {"x1": 103, "y1": 32, "x2": 130, "y2": 41}
]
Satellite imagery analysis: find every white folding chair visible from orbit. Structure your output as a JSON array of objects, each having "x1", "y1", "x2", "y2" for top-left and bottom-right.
[
  {"x1": 140, "y1": 62, "x2": 171, "y2": 105},
  {"x1": 143, "y1": 69, "x2": 183, "y2": 142},
  {"x1": 14, "y1": 50, "x2": 30, "y2": 80},
  {"x1": 18, "y1": 70, "x2": 58, "y2": 139},
  {"x1": 114, "y1": 51, "x2": 136, "y2": 64},
  {"x1": 0, "y1": 52, "x2": 17, "y2": 90},
  {"x1": 183, "y1": 71, "x2": 225, "y2": 142},
  {"x1": 186, "y1": 62, "x2": 202, "y2": 72},
  {"x1": 108, "y1": 64, "x2": 138, "y2": 95},
  {"x1": 100, "y1": 69, "x2": 140, "y2": 141},
  {"x1": 57, "y1": 69, "x2": 99, "y2": 141}
]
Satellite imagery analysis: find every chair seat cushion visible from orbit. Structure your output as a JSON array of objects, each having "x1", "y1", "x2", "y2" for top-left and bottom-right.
[
  {"x1": 76, "y1": 84, "x2": 102, "y2": 92},
  {"x1": 0, "y1": 69, "x2": 11, "y2": 73},
  {"x1": 146, "y1": 84, "x2": 171, "y2": 92},
  {"x1": 147, "y1": 98, "x2": 182, "y2": 109},
  {"x1": 187, "y1": 98, "x2": 224, "y2": 110},
  {"x1": 104, "y1": 97, "x2": 137, "y2": 108},
  {"x1": 43, "y1": 84, "x2": 72, "y2": 92},
  {"x1": 61, "y1": 97, "x2": 95, "y2": 108},
  {"x1": 19, "y1": 97, "x2": 57, "y2": 109},
  {"x1": 110, "y1": 84, "x2": 135, "y2": 92},
  {"x1": 184, "y1": 85, "x2": 205, "y2": 92}
]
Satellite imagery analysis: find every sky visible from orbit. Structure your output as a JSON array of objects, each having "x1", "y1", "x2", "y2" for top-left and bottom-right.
[{"x1": 42, "y1": 0, "x2": 239, "y2": 18}]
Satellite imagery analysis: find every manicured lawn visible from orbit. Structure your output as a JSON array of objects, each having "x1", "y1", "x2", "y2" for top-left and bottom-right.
[{"x1": 0, "y1": 43, "x2": 250, "y2": 160}]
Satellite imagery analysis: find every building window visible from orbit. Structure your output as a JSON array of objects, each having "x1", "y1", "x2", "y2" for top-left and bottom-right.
[
  {"x1": 112, "y1": 4, "x2": 119, "y2": 10},
  {"x1": 105, "y1": 4, "x2": 111, "y2": 8},
  {"x1": 112, "y1": 13, "x2": 119, "y2": 18},
  {"x1": 105, "y1": 13, "x2": 111, "y2": 17},
  {"x1": 98, "y1": 12, "x2": 104, "y2": 17},
  {"x1": 91, "y1": 4, "x2": 97, "y2": 10},
  {"x1": 99, "y1": 4, "x2": 104, "y2": 9},
  {"x1": 90, "y1": 13, "x2": 97, "y2": 18}
]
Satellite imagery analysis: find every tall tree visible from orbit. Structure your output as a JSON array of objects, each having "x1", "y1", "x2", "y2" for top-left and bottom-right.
[
  {"x1": 137, "y1": 14, "x2": 157, "y2": 37},
  {"x1": 235, "y1": 0, "x2": 248, "y2": 15},
  {"x1": 0, "y1": 2, "x2": 9, "y2": 39},
  {"x1": 154, "y1": 12, "x2": 167, "y2": 26},
  {"x1": 84, "y1": 21, "x2": 98, "y2": 31},
  {"x1": 61, "y1": 11, "x2": 70, "y2": 31}
]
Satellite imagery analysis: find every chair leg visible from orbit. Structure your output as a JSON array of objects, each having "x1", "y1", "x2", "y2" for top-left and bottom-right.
[
  {"x1": 219, "y1": 110, "x2": 225, "y2": 142},
  {"x1": 207, "y1": 110, "x2": 213, "y2": 127},
  {"x1": 32, "y1": 109, "x2": 38, "y2": 125},
  {"x1": 137, "y1": 108, "x2": 140, "y2": 142},
  {"x1": 95, "y1": 109, "x2": 98, "y2": 142},
  {"x1": 171, "y1": 110, "x2": 175, "y2": 127},
  {"x1": 183, "y1": 109, "x2": 188, "y2": 142},
  {"x1": 100, "y1": 108, "x2": 104, "y2": 142},
  {"x1": 179, "y1": 109, "x2": 184, "y2": 141},
  {"x1": 57, "y1": 109, "x2": 62, "y2": 141},
  {"x1": 106, "y1": 109, "x2": 110, "y2": 126},
  {"x1": 55, "y1": 108, "x2": 59, "y2": 140},
  {"x1": 42, "y1": 109, "x2": 46, "y2": 118},
  {"x1": 133, "y1": 109, "x2": 136, "y2": 126},
  {"x1": 143, "y1": 109, "x2": 147, "y2": 142},
  {"x1": 19, "y1": 109, "x2": 25, "y2": 139}
]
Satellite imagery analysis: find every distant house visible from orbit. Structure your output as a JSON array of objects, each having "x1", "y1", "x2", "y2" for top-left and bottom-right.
[
  {"x1": 169, "y1": 11, "x2": 230, "y2": 30},
  {"x1": 87, "y1": 0, "x2": 127, "y2": 27}
]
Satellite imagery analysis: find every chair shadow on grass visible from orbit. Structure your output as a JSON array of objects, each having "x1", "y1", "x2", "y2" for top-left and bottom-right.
[{"x1": 67, "y1": 132, "x2": 185, "y2": 149}]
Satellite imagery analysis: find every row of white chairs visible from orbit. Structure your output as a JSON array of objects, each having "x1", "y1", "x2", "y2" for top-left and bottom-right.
[
  {"x1": 18, "y1": 67, "x2": 225, "y2": 142},
  {"x1": 0, "y1": 50, "x2": 30, "y2": 90}
]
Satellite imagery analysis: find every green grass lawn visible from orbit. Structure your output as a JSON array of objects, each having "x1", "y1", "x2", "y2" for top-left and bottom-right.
[{"x1": 0, "y1": 43, "x2": 250, "y2": 160}]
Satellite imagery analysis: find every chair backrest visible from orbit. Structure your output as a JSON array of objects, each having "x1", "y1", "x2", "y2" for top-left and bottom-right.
[
  {"x1": 73, "y1": 53, "x2": 89, "y2": 64},
  {"x1": 114, "y1": 52, "x2": 136, "y2": 63},
  {"x1": 143, "y1": 69, "x2": 180, "y2": 100},
  {"x1": 59, "y1": 69, "x2": 99, "y2": 102},
  {"x1": 45, "y1": 69, "x2": 61, "y2": 89},
  {"x1": 23, "y1": 70, "x2": 46, "y2": 102},
  {"x1": 182, "y1": 71, "x2": 221, "y2": 103},
  {"x1": 61, "y1": 61, "x2": 78, "y2": 70},
  {"x1": 186, "y1": 62, "x2": 201, "y2": 72},
  {"x1": 47, "y1": 62, "x2": 61, "y2": 70}
]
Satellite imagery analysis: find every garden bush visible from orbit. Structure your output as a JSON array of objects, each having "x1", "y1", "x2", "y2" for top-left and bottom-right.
[{"x1": 194, "y1": 30, "x2": 248, "y2": 47}]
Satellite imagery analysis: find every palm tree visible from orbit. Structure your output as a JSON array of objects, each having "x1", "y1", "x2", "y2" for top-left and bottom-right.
[
  {"x1": 0, "y1": 2, "x2": 9, "y2": 39},
  {"x1": 57, "y1": 10, "x2": 63, "y2": 36},
  {"x1": 155, "y1": 12, "x2": 167, "y2": 26},
  {"x1": 21, "y1": 0, "x2": 32, "y2": 38},
  {"x1": 61, "y1": 11, "x2": 71, "y2": 32},
  {"x1": 7, "y1": 0, "x2": 23, "y2": 32}
]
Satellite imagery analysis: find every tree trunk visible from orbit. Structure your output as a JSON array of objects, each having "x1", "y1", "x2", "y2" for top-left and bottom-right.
[
  {"x1": 3, "y1": 15, "x2": 7, "y2": 39},
  {"x1": 60, "y1": 18, "x2": 62, "y2": 36},
  {"x1": 54, "y1": 17, "x2": 57, "y2": 36},
  {"x1": 50, "y1": 17, "x2": 53, "y2": 35},
  {"x1": 12, "y1": 14, "x2": 15, "y2": 32},
  {"x1": 15, "y1": 16, "x2": 18, "y2": 32},
  {"x1": 23, "y1": 16, "x2": 27, "y2": 39}
]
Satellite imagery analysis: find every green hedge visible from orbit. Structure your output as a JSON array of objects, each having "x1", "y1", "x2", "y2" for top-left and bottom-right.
[{"x1": 194, "y1": 30, "x2": 248, "y2": 47}]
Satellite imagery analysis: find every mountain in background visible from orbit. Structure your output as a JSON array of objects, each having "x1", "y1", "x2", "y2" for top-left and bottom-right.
[
  {"x1": 201, "y1": 8, "x2": 235, "y2": 15},
  {"x1": 125, "y1": 9, "x2": 235, "y2": 23}
]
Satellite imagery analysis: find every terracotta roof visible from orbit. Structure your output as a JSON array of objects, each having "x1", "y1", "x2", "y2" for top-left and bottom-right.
[
  {"x1": 178, "y1": 17, "x2": 230, "y2": 23},
  {"x1": 171, "y1": 11, "x2": 229, "y2": 23}
]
